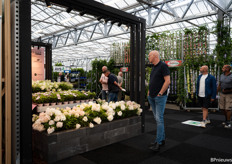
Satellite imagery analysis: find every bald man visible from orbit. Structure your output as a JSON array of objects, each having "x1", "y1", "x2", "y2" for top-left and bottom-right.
[
  {"x1": 147, "y1": 50, "x2": 170, "y2": 152},
  {"x1": 99, "y1": 66, "x2": 108, "y2": 100},
  {"x1": 217, "y1": 65, "x2": 232, "y2": 128},
  {"x1": 196, "y1": 65, "x2": 216, "y2": 128}
]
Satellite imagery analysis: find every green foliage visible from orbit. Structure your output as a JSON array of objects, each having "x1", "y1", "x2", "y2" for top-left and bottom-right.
[
  {"x1": 212, "y1": 21, "x2": 232, "y2": 70},
  {"x1": 32, "y1": 86, "x2": 41, "y2": 93},
  {"x1": 32, "y1": 90, "x2": 96, "y2": 104},
  {"x1": 86, "y1": 58, "x2": 117, "y2": 95},
  {"x1": 55, "y1": 62, "x2": 63, "y2": 66},
  {"x1": 71, "y1": 68, "x2": 85, "y2": 77},
  {"x1": 58, "y1": 82, "x2": 73, "y2": 91}
]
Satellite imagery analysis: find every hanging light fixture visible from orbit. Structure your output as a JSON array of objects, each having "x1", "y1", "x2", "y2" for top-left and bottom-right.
[
  {"x1": 45, "y1": 0, "x2": 51, "y2": 8},
  {"x1": 66, "y1": 7, "x2": 72, "y2": 13},
  {"x1": 79, "y1": 11, "x2": 86, "y2": 16},
  {"x1": 97, "y1": 16, "x2": 104, "y2": 21},
  {"x1": 111, "y1": 20, "x2": 117, "y2": 25},
  {"x1": 117, "y1": 22, "x2": 122, "y2": 27},
  {"x1": 104, "y1": 18, "x2": 110, "y2": 24}
]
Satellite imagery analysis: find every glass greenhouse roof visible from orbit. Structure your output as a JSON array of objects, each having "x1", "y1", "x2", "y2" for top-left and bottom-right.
[{"x1": 31, "y1": 0, "x2": 232, "y2": 67}]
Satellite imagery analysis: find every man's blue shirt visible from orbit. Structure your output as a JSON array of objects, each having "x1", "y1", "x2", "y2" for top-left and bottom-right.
[{"x1": 196, "y1": 73, "x2": 217, "y2": 99}]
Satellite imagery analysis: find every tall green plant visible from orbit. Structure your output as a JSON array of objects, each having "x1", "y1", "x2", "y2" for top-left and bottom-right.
[
  {"x1": 212, "y1": 20, "x2": 232, "y2": 69},
  {"x1": 87, "y1": 58, "x2": 118, "y2": 95}
]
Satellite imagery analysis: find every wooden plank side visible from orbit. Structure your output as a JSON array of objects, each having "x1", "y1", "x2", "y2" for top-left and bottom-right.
[{"x1": 4, "y1": 0, "x2": 11, "y2": 163}]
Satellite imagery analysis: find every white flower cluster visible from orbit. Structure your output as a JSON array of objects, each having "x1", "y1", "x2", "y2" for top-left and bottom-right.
[
  {"x1": 32, "y1": 80, "x2": 61, "y2": 92},
  {"x1": 32, "y1": 101, "x2": 143, "y2": 134}
]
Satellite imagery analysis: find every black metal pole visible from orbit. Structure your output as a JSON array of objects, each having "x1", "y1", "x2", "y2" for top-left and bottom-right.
[
  {"x1": 135, "y1": 23, "x2": 140, "y2": 103},
  {"x1": 19, "y1": 0, "x2": 32, "y2": 163},
  {"x1": 140, "y1": 21, "x2": 146, "y2": 133},
  {"x1": 130, "y1": 25, "x2": 135, "y2": 101},
  {"x1": 46, "y1": 44, "x2": 52, "y2": 80}
]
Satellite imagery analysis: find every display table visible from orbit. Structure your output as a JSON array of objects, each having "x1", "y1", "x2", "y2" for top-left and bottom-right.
[{"x1": 32, "y1": 116, "x2": 141, "y2": 163}]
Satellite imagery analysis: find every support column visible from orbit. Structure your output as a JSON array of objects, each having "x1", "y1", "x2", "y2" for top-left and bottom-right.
[
  {"x1": 45, "y1": 44, "x2": 52, "y2": 80},
  {"x1": 19, "y1": 0, "x2": 32, "y2": 163},
  {"x1": 135, "y1": 23, "x2": 140, "y2": 103},
  {"x1": 140, "y1": 21, "x2": 146, "y2": 132},
  {"x1": 130, "y1": 25, "x2": 135, "y2": 101}
]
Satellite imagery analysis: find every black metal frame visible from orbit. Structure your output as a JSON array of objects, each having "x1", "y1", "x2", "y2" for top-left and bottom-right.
[
  {"x1": 31, "y1": 41, "x2": 52, "y2": 80},
  {"x1": 19, "y1": 0, "x2": 146, "y2": 162},
  {"x1": 19, "y1": 0, "x2": 32, "y2": 163}
]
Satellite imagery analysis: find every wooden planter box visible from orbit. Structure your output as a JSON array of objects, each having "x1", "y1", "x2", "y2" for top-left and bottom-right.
[{"x1": 33, "y1": 116, "x2": 141, "y2": 163}]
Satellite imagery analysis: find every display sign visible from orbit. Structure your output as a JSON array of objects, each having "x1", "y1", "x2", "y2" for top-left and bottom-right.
[
  {"x1": 64, "y1": 70, "x2": 71, "y2": 73},
  {"x1": 182, "y1": 120, "x2": 202, "y2": 127},
  {"x1": 120, "y1": 67, "x2": 128, "y2": 72},
  {"x1": 32, "y1": 47, "x2": 45, "y2": 81},
  {"x1": 53, "y1": 66, "x2": 64, "y2": 72},
  {"x1": 165, "y1": 60, "x2": 182, "y2": 67}
]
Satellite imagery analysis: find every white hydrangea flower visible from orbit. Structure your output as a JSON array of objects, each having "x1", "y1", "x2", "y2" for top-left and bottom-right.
[
  {"x1": 74, "y1": 113, "x2": 80, "y2": 118},
  {"x1": 83, "y1": 116, "x2": 88, "y2": 122},
  {"x1": 93, "y1": 117, "x2": 102, "y2": 124},
  {"x1": 56, "y1": 122, "x2": 63, "y2": 128},
  {"x1": 49, "y1": 120, "x2": 55, "y2": 125},
  {"x1": 109, "y1": 103, "x2": 116, "y2": 109},
  {"x1": 115, "y1": 102, "x2": 120, "y2": 106},
  {"x1": 40, "y1": 114, "x2": 51, "y2": 123},
  {"x1": 120, "y1": 104, "x2": 126, "y2": 111},
  {"x1": 47, "y1": 127, "x2": 55, "y2": 134},
  {"x1": 32, "y1": 114, "x2": 38, "y2": 122},
  {"x1": 137, "y1": 108, "x2": 143, "y2": 115},
  {"x1": 76, "y1": 124, "x2": 81, "y2": 129},
  {"x1": 32, "y1": 122, "x2": 45, "y2": 132},
  {"x1": 89, "y1": 122, "x2": 94, "y2": 128},
  {"x1": 54, "y1": 116, "x2": 61, "y2": 122},
  {"x1": 60, "y1": 115, "x2": 66, "y2": 121},
  {"x1": 129, "y1": 105, "x2": 134, "y2": 110},
  {"x1": 79, "y1": 111, "x2": 85, "y2": 116},
  {"x1": 88, "y1": 102, "x2": 94, "y2": 106},
  {"x1": 102, "y1": 104, "x2": 109, "y2": 110},
  {"x1": 40, "y1": 85, "x2": 45, "y2": 90},
  {"x1": 92, "y1": 104, "x2": 100, "y2": 112},
  {"x1": 107, "y1": 115, "x2": 114, "y2": 121},
  {"x1": 117, "y1": 111, "x2": 122, "y2": 116}
]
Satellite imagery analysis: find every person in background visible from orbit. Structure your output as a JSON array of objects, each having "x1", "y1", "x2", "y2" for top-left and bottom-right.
[
  {"x1": 147, "y1": 50, "x2": 170, "y2": 152},
  {"x1": 117, "y1": 71, "x2": 123, "y2": 101},
  {"x1": 196, "y1": 65, "x2": 216, "y2": 128},
  {"x1": 59, "y1": 72, "x2": 65, "y2": 82},
  {"x1": 65, "y1": 73, "x2": 69, "y2": 82},
  {"x1": 104, "y1": 70, "x2": 121, "y2": 102},
  {"x1": 99, "y1": 66, "x2": 108, "y2": 100},
  {"x1": 217, "y1": 65, "x2": 232, "y2": 128}
]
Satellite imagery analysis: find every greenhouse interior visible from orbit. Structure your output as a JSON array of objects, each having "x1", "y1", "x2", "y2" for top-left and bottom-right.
[{"x1": 0, "y1": 0, "x2": 232, "y2": 163}]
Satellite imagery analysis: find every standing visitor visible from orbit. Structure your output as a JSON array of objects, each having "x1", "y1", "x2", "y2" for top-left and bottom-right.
[
  {"x1": 117, "y1": 71, "x2": 123, "y2": 101},
  {"x1": 59, "y1": 72, "x2": 65, "y2": 82},
  {"x1": 65, "y1": 73, "x2": 69, "y2": 82},
  {"x1": 99, "y1": 66, "x2": 108, "y2": 100},
  {"x1": 147, "y1": 50, "x2": 170, "y2": 152},
  {"x1": 217, "y1": 65, "x2": 232, "y2": 128},
  {"x1": 196, "y1": 65, "x2": 217, "y2": 128},
  {"x1": 104, "y1": 70, "x2": 121, "y2": 102}
]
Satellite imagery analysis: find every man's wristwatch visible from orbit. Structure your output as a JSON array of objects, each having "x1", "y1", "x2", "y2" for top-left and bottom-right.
[{"x1": 158, "y1": 93, "x2": 162, "y2": 96}]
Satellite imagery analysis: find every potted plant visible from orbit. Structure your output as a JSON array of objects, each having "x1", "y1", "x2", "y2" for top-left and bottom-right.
[{"x1": 49, "y1": 93, "x2": 57, "y2": 106}]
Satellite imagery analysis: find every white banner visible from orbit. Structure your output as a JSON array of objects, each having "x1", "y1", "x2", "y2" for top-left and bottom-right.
[{"x1": 53, "y1": 66, "x2": 64, "y2": 72}]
